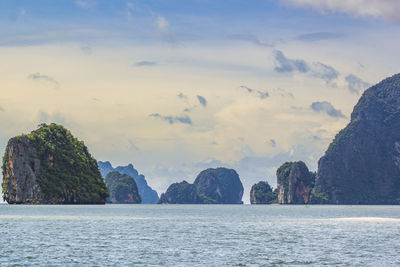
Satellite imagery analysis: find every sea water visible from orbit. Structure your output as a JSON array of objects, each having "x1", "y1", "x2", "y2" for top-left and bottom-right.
[{"x1": 0, "y1": 204, "x2": 399, "y2": 266}]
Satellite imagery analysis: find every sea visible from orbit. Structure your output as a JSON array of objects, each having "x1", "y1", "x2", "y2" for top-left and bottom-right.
[{"x1": 0, "y1": 204, "x2": 399, "y2": 266}]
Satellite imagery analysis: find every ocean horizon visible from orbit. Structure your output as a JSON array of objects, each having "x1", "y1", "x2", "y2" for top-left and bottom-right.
[{"x1": 1, "y1": 204, "x2": 399, "y2": 266}]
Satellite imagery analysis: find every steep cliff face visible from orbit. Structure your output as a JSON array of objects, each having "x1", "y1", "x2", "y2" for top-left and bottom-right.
[
  {"x1": 105, "y1": 171, "x2": 141, "y2": 204},
  {"x1": 158, "y1": 168, "x2": 244, "y2": 204},
  {"x1": 2, "y1": 137, "x2": 44, "y2": 204},
  {"x1": 98, "y1": 161, "x2": 159, "y2": 204},
  {"x1": 2, "y1": 123, "x2": 109, "y2": 204},
  {"x1": 313, "y1": 74, "x2": 400, "y2": 204},
  {"x1": 194, "y1": 168, "x2": 244, "y2": 204},
  {"x1": 250, "y1": 181, "x2": 278, "y2": 204},
  {"x1": 277, "y1": 161, "x2": 313, "y2": 204}
]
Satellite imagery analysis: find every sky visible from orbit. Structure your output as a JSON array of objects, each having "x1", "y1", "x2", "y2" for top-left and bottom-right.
[{"x1": 0, "y1": 0, "x2": 400, "y2": 203}]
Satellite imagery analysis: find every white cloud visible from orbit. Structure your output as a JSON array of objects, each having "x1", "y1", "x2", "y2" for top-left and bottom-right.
[
  {"x1": 156, "y1": 16, "x2": 169, "y2": 30},
  {"x1": 281, "y1": 0, "x2": 400, "y2": 22}
]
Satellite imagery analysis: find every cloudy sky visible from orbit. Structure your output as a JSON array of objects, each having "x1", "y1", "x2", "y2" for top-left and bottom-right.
[{"x1": 1, "y1": 0, "x2": 399, "y2": 203}]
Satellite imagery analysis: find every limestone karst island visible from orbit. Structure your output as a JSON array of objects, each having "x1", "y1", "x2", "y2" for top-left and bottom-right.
[
  {"x1": 2, "y1": 74, "x2": 400, "y2": 205},
  {"x1": 2, "y1": 2, "x2": 400, "y2": 266}
]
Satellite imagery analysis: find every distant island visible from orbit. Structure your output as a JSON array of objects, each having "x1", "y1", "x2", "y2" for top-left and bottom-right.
[
  {"x1": 158, "y1": 168, "x2": 244, "y2": 204},
  {"x1": 1, "y1": 123, "x2": 108, "y2": 204},
  {"x1": 98, "y1": 161, "x2": 158, "y2": 204},
  {"x1": 3, "y1": 74, "x2": 400, "y2": 205},
  {"x1": 105, "y1": 171, "x2": 141, "y2": 204},
  {"x1": 251, "y1": 73, "x2": 400, "y2": 205}
]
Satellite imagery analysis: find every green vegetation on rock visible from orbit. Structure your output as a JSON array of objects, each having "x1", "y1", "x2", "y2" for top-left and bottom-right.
[
  {"x1": 250, "y1": 181, "x2": 278, "y2": 204},
  {"x1": 158, "y1": 168, "x2": 244, "y2": 204},
  {"x1": 158, "y1": 181, "x2": 199, "y2": 204},
  {"x1": 313, "y1": 73, "x2": 400, "y2": 204},
  {"x1": 276, "y1": 161, "x2": 313, "y2": 204},
  {"x1": 2, "y1": 123, "x2": 109, "y2": 204},
  {"x1": 105, "y1": 171, "x2": 141, "y2": 203}
]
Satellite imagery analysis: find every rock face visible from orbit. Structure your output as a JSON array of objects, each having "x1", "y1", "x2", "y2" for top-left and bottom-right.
[
  {"x1": 158, "y1": 181, "x2": 200, "y2": 204},
  {"x1": 250, "y1": 181, "x2": 278, "y2": 204},
  {"x1": 98, "y1": 161, "x2": 158, "y2": 204},
  {"x1": 312, "y1": 74, "x2": 400, "y2": 204},
  {"x1": 277, "y1": 161, "x2": 313, "y2": 204},
  {"x1": 158, "y1": 168, "x2": 244, "y2": 204},
  {"x1": 194, "y1": 168, "x2": 244, "y2": 204},
  {"x1": 2, "y1": 123, "x2": 109, "y2": 204},
  {"x1": 104, "y1": 171, "x2": 141, "y2": 204}
]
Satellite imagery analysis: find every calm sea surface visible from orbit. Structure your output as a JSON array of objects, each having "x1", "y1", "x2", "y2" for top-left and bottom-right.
[{"x1": 0, "y1": 204, "x2": 399, "y2": 266}]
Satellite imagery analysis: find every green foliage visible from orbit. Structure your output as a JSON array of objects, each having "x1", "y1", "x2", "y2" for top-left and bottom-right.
[
  {"x1": 157, "y1": 181, "x2": 199, "y2": 204},
  {"x1": 314, "y1": 73, "x2": 400, "y2": 204},
  {"x1": 276, "y1": 161, "x2": 312, "y2": 203},
  {"x1": 250, "y1": 181, "x2": 278, "y2": 204},
  {"x1": 10, "y1": 123, "x2": 108, "y2": 203},
  {"x1": 105, "y1": 171, "x2": 141, "y2": 203},
  {"x1": 158, "y1": 168, "x2": 244, "y2": 204},
  {"x1": 194, "y1": 168, "x2": 243, "y2": 204}
]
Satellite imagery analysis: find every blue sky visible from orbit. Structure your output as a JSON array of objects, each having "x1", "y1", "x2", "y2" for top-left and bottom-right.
[{"x1": 0, "y1": 0, "x2": 399, "y2": 202}]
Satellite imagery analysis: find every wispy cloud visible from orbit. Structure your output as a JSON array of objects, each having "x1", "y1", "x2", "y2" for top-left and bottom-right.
[
  {"x1": 133, "y1": 61, "x2": 157, "y2": 67},
  {"x1": 281, "y1": 0, "x2": 400, "y2": 23},
  {"x1": 74, "y1": 0, "x2": 97, "y2": 10},
  {"x1": 0, "y1": 106, "x2": 5, "y2": 112},
  {"x1": 155, "y1": 15, "x2": 176, "y2": 42},
  {"x1": 311, "y1": 101, "x2": 345, "y2": 118},
  {"x1": 228, "y1": 34, "x2": 273, "y2": 47},
  {"x1": 125, "y1": 1, "x2": 135, "y2": 21},
  {"x1": 178, "y1": 93, "x2": 188, "y2": 101},
  {"x1": 197, "y1": 95, "x2": 207, "y2": 107},
  {"x1": 28, "y1": 73, "x2": 59, "y2": 89},
  {"x1": 274, "y1": 50, "x2": 309, "y2": 73},
  {"x1": 80, "y1": 45, "x2": 92, "y2": 55},
  {"x1": 297, "y1": 32, "x2": 343, "y2": 42},
  {"x1": 150, "y1": 113, "x2": 192, "y2": 125},
  {"x1": 273, "y1": 50, "x2": 339, "y2": 86},
  {"x1": 345, "y1": 74, "x2": 370, "y2": 94},
  {"x1": 271, "y1": 88, "x2": 294, "y2": 98},
  {"x1": 240, "y1": 85, "x2": 269, "y2": 99}
]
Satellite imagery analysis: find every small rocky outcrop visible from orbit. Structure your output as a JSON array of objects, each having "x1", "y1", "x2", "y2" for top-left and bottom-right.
[
  {"x1": 250, "y1": 181, "x2": 278, "y2": 204},
  {"x1": 158, "y1": 168, "x2": 244, "y2": 204},
  {"x1": 2, "y1": 123, "x2": 109, "y2": 204},
  {"x1": 276, "y1": 161, "x2": 313, "y2": 204},
  {"x1": 98, "y1": 161, "x2": 158, "y2": 204},
  {"x1": 104, "y1": 171, "x2": 141, "y2": 204},
  {"x1": 312, "y1": 73, "x2": 400, "y2": 204},
  {"x1": 157, "y1": 181, "x2": 200, "y2": 204}
]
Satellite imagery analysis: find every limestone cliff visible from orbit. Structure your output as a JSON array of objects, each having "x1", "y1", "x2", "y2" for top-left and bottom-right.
[
  {"x1": 2, "y1": 123, "x2": 109, "y2": 204},
  {"x1": 276, "y1": 161, "x2": 313, "y2": 204},
  {"x1": 312, "y1": 73, "x2": 400, "y2": 204},
  {"x1": 158, "y1": 168, "x2": 244, "y2": 204},
  {"x1": 105, "y1": 171, "x2": 141, "y2": 204}
]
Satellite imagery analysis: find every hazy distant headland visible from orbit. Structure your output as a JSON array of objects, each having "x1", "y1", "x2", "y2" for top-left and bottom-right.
[
  {"x1": 98, "y1": 161, "x2": 159, "y2": 204},
  {"x1": 2, "y1": 74, "x2": 400, "y2": 204}
]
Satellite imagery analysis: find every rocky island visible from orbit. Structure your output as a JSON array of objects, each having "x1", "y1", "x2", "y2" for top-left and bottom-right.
[
  {"x1": 158, "y1": 167, "x2": 244, "y2": 204},
  {"x1": 1, "y1": 123, "x2": 109, "y2": 204},
  {"x1": 104, "y1": 171, "x2": 141, "y2": 204},
  {"x1": 98, "y1": 161, "x2": 158, "y2": 204},
  {"x1": 249, "y1": 181, "x2": 278, "y2": 204},
  {"x1": 312, "y1": 73, "x2": 400, "y2": 204},
  {"x1": 277, "y1": 161, "x2": 314, "y2": 204}
]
